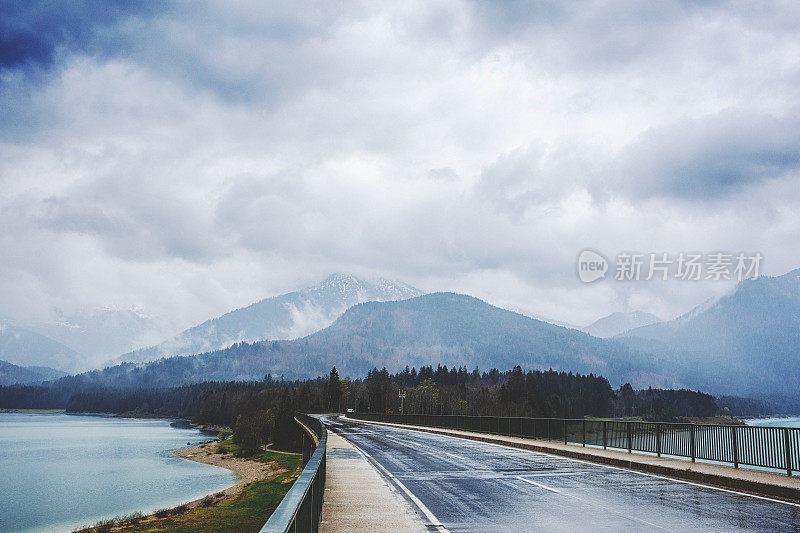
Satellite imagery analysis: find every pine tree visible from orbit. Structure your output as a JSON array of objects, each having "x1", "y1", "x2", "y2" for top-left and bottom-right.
[{"x1": 329, "y1": 366, "x2": 341, "y2": 412}]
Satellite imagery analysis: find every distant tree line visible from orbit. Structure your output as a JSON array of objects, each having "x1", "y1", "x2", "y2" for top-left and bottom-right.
[
  {"x1": 357, "y1": 365, "x2": 616, "y2": 418},
  {"x1": 1, "y1": 363, "x2": 791, "y2": 455},
  {"x1": 2, "y1": 362, "x2": 775, "y2": 422}
]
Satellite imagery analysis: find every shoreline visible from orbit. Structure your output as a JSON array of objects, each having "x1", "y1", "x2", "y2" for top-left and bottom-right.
[
  {"x1": 63, "y1": 411, "x2": 232, "y2": 433},
  {"x1": 87, "y1": 441, "x2": 288, "y2": 532},
  {"x1": 0, "y1": 408, "x2": 66, "y2": 414},
  {"x1": 172, "y1": 441, "x2": 279, "y2": 502},
  {"x1": 745, "y1": 416, "x2": 800, "y2": 424}
]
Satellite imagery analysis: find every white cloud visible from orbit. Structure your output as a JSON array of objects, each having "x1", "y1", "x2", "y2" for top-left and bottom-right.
[{"x1": 1, "y1": 0, "x2": 799, "y2": 335}]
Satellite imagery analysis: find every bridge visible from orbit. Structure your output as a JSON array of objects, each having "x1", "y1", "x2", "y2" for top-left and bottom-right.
[{"x1": 262, "y1": 414, "x2": 800, "y2": 532}]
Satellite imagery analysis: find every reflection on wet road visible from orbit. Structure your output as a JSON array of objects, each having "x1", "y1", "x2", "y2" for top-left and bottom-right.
[{"x1": 322, "y1": 417, "x2": 800, "y2": 532}]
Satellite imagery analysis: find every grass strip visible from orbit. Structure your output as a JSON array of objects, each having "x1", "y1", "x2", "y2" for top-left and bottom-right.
[{"x1": 75, "y1": 446, "x2": 302, "y2": 533}]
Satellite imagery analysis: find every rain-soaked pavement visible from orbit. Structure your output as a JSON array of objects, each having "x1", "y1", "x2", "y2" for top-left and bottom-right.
[{"x1": 320, "y1": 416, "x2": 800, "y2": 532}]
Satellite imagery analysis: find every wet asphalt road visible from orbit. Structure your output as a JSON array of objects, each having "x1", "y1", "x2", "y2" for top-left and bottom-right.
[{"x1": 321, "y1": 416, "x2": 800, "y2": 532}]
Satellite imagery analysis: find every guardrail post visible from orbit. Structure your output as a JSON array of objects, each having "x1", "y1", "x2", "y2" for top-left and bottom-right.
[
  {"x1": 547, "y1": 419, "x2": 551, "y2": 442},
  {"x1": 310, "y1": 475, "x2": 315, "y2": 533},
  {"x1": 603, "y1": 421, "x2": 607, "y2": 450},
  {"x1": 732, "y1": 426, "x2": 739, "y2": 468},
  {"x1": 690, "y1": 424, "x2": 696, "y2": 462},
  {"x1": 627, "y1": 422, "x2": 632, "y2": 453},
  {"x1": 582, "y1": 419, "x2": 586, "y2": 447},
  {"x1": 785, "y1": 428, "x2": 793, "y2": 476},
  {"x1": 564, "y1": 419, "x2": 568, "y2": 444},
  {"x1": 656, "y1": 423, "x2": 661, "y2": 458}
]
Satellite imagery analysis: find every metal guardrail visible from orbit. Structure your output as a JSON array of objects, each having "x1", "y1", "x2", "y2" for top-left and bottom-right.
[
  {"x1": 260, "y1": 413, "x2": 327, "y2": 533},
  {"x1": 352, "y1": 413, "x2": 800, "y2": 476}
]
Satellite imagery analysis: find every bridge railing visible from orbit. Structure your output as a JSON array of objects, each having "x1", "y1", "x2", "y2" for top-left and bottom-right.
[
  {"x1": 350, "y1": 413, "x2": 799, "y2": 476},
  {"x1": 260, "y1": 413, "x2": 326, "y2": 533}
]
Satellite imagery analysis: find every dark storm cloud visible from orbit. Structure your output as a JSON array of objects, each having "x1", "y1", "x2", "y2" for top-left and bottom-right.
[
  {"x1": 0, "y1": 1, "x2": 165, "y2": 70},
  {"x1": 618, "y1": 111, "x2": 800, "y2": 200},
  {"x1": 0, "y1": 1, "x2": 168, "y2": 140},
  {"x1": 475, "y1": 110, "x2": 800, "y2": 210},
  {"x1": 0, "y1": 1, "x2": 372, "y2": 122}
]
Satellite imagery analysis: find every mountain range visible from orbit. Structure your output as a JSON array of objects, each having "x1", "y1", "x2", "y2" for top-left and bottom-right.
[
  {"x1": 50, "y1": 268, "x2": 800, "y2": 401},
  {"x1": 27, "y1": 307, "x2": 170, "y2": 372},
  {"x1": 3, "y1": 269, "x2": 800, "y2": 400},
  {"x1": 616, "y1": 268, "x2": 800, "y2": 397},
  {"x1": 0, "y1": 273, "x2": 421, "y2": 382},
  {"x1": 115, "y1": 273, "x2": 422, "y2": 365},
  {"x1": 52, "y1": 292, "x2": 665, "y2": 390},
  {"x1": 583, "y1": 311, "x2": 662, "y2": 338},
  {"x1": 0, "y1": 359, "x2": 67, "y2": 386},
  {"x1": 0, "y1": 323, "x2": 80, "y2": 372}
]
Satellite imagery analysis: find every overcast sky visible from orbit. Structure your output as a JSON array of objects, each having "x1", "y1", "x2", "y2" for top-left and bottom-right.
[{"x1": 2, "y1": 1, "x2": 799, "y2": 332}]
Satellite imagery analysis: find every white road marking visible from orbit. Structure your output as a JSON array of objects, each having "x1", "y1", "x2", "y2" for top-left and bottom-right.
[
  {"x1": 451, "y1": 431, "x2": 800, "y2": 509},
  {"x1": 515, "y1": 475, "x2": 561, "y2": 493},
  {"x1": 441, "y1": 450, "x2": 470, "y2": 462},
  {"x1": 520, "y1": 471, "x2": 593, "y2": 477},
  {"x1": 475, "y1": 438, "x2": 800, "y2": 508},
  {"x1": 342, "y1": 433, "x2": 450, "y2": 532}
]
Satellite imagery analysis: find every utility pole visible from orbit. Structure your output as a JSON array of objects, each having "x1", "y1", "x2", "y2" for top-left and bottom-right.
[{"x1": 399, "y1": 390, "x2": 406, "y2": 414}]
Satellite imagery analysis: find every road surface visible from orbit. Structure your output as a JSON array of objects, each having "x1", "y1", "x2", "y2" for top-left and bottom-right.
[{"x1": 321, "y1": 416, "x2": 800, "y2": 532}]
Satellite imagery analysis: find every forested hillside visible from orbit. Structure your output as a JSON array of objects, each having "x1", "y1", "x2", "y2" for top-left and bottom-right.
[
  {"x1": 617, "y1": 268, "x2": 800, "y2": 396},
  {"x1": 0, "y1": 360, "x2": 66, "y2": 386},
  {"x1": 46, "y1": 293, "x2": 666, "y2": 391}
]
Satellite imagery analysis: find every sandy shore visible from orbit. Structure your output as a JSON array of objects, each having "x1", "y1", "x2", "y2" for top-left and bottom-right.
[
  {"x1": 92, "y1": 442, "x2": 287, "y2": 531},
  {"x1": 172, "y1": 441, "x2": 282, "y2": 502}
]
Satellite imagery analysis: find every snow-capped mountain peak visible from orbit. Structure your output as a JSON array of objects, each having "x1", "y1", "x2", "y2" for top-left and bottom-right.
[
  {"x1": 306, "y1": 273, "x2": 421, "y2": 303},
  {"x1": 115, "y1": 274, "x2": 423, "y2": 365}
]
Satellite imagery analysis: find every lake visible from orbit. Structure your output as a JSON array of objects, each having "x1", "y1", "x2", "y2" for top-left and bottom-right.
[
  {"x1": 747, "y1": 416, "x2": 800, "y2": 428},
  {"x1": 0, "y1": 413, "x2": 238, "y2": 533}
]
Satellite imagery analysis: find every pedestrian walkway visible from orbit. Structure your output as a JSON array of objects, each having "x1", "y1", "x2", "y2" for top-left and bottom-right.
[
  {"x1": 319, "y1": 431, "x2": 429, "y2": 533},
  {"x1": 350, "y1": 417, "x2": 800, "y2": 504}
]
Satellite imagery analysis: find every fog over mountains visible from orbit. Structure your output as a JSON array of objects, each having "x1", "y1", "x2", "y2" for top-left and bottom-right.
[
  {"x1": 616, "y1": 268, "x2": 800, "y2": 397},
  {"x1": 1, "y1": 308, "x2": 173, "y2": 373},
  {"x1": 3, "y1": 268, "x2": 800, "y2": 401},
  {"x1": 29, "y1": 307, "x2": 170, "y2": 371},
  {"x1": 583, "y1": 311, "x2": 662, "y2": 338},
  {"x1": 0, "y1": 323, "x2": 79, "y2": 372},
  {"x1": 115, "y1": 274, "x2": 422, "y2": 365},
  {"x1": 0, "y1": 274, "x2": 420, "y2": 377},
  {"x1": 0, "y1": 359, "x2": 66, "y2": 386},
  {"x1": 55, "y1": 292, "x2": 657, "y2": 389}
]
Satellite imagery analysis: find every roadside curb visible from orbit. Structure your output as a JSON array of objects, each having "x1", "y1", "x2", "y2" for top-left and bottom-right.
[{"x1": 347, "y1": 417, "x2": 800, "y2": 505}]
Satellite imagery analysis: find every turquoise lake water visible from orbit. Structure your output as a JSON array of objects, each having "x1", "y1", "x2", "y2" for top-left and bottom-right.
[
  {"x1": 747, "y1": 416, "x2": 800, "y2": 428},
  {"x1": 0, "y1": 413, "x2": 238, "y2": 533}
]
